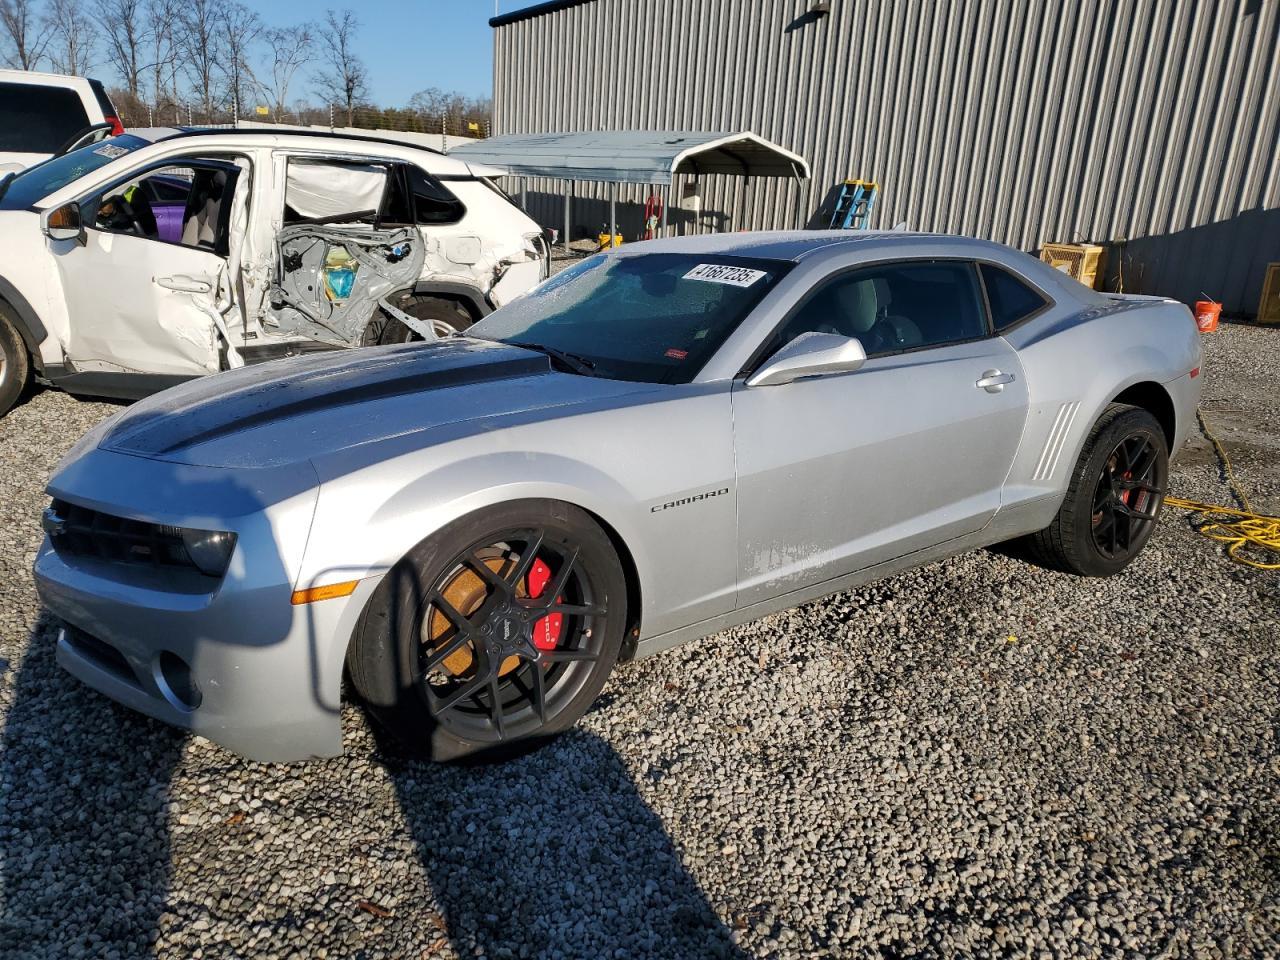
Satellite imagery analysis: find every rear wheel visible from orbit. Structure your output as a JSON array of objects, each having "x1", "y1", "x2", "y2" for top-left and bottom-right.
[
  {"x1": 0, "y1": 304, "x2": 31, "y2": 418},
  {"x1": 1022, "y1": 403, "x2": 1168, "y2": 576},
  {"x1": 348, "y1": 500, "x2": 627, "y2": 762},
  {"x1": 362, "y1": 293, "x2": 474, "y2": 345}
]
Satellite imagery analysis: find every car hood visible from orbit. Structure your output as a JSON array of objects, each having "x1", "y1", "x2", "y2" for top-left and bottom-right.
[{"x1": 97, "y1": 338, "x2": 660, "y2": 469}]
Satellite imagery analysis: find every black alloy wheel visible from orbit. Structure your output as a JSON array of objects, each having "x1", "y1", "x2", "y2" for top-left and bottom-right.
[
  {"x1": 417, "y1": 530, "x2": 606, "y2": 742},
  {"x1": 1090, "y1": 432, "x2": 1165, "y2": 562},
  {"x1": 1019, "y1": 403, "x2": 1169, "y2": 577},
  {"x1": 348, "y1": 500, "x2": 627, "y2": 761}
]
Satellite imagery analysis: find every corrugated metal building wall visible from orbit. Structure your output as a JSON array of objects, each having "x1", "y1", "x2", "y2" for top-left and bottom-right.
[{"x1": 492, "y1": 0, "x2": 1280, "y2": 314}]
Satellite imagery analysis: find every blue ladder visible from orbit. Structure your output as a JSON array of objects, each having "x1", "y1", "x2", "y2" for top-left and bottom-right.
[{"x1": 828, "y1": 179, "x2": 879, "y2": 229}]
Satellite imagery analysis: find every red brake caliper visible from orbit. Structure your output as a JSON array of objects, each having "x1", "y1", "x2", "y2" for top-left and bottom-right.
[{"x1": 525, "y1": 558, "x2": 564, "y2": 651}]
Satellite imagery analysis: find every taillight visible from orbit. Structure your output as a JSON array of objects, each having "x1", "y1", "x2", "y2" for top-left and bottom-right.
[{"x1": 106, "y1": 115, "x2": 124, "y2": 136}]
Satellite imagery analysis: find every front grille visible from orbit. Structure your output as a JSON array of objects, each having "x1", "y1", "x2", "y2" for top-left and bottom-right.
[{"x1": 45, "y1": 499, "x2": 199, "y2": 572}]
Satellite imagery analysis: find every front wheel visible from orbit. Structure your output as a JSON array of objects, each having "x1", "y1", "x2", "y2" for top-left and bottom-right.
[
  {"x1": 347, "y1": 500, "x2": 628, "y2": 762},
  {"x1": 0, "y1": 304, "x2": 31, "y2": 418},
  {"x1": 1021, "y1": 403, "x2": 1169, "y2": 577}
]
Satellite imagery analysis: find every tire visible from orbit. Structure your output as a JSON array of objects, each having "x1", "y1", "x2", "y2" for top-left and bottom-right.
[
  {"x1": 1021, "y1": 403, "x2": 1169, "y2": 577},
  {"x1": 348, "y1": 499, "x2": 628, "y2": 762},
  {"x1": 362, "y1": 293, "x2": 474, "y2": 346},
  {"x1": 0, "y1": 304, "x2": 31, "y2": 418}
]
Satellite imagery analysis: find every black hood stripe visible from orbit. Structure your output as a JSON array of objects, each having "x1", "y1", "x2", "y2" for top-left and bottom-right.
[{"x1": 103, "y1": 343, "x2": 550, "y2": 457}]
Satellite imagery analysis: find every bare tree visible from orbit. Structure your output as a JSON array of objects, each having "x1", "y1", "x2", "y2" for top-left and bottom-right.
[
  {"x1": 94, "y1": 0, "x2": 146, "y2": 96},
  {"x1": 313, "y1": 9, "x2": 365, "y2": 127},
  {"x1": 45, "y1": 0, "x2": 95, "y2": 75},
  {"x1": 409, "y1": 86, "x2": 446, "y2": 117},
  {"x1": 145, "y1": 0, "x2": 179, "y2": 111},
  {"x1": 261, "y1": 23, "x2": 311, "y2": 119},
  {"x1": 218, "y1": 1, "x2": 260, "y2": 119},
  {"x1": 175, "y1": 0, "x2": 219, "y2": 119},
  {"x1": 411, "y1": 86, "x2": 492, "y2": 131},
  {"x1": 1, "y1": 0, "x2": 53, "y2": 69}
]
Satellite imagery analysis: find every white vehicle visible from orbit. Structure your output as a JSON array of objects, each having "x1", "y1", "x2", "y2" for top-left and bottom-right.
[
  {"x1": 0, "y1": 128, "x2": 549, "y2": 417},
  {"x1": 0, "y1": 69, "x2": 122, "y2": 174}
]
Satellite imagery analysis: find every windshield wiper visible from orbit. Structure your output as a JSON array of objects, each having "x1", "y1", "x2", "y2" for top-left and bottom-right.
[
  {"x1": 506, "y1": 340, "x2": 598, "y2": 377},
  {"x1": 0, "y1": 172, "x2": 13, "y2": 203}
]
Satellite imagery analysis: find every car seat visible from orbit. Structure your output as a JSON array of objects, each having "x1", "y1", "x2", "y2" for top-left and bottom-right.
[
  {"x1": 829, "y1": 277, "x2": 922, "y2": 353},
  {"x1": 181, "y1": 170, "x2": 227, "y2": 249}
]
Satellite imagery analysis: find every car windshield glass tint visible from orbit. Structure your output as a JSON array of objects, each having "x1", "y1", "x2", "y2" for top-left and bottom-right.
[
  {"x1": 467, "y1": 253, "x2": 790, "y2": 384},
  {"x1": 0, "y1": 134, "x2": 148, "y2": 210},
  {"x1": 0, "y1": 81, "x2": 89, "y2": 153}
]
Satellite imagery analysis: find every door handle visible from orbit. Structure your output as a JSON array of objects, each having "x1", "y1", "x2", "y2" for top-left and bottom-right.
[
  {"x1": 154, "y1": 274, "x2": 211, "y2": 294},
  {"x1": 975, "y1": 369, "x2": 1015, "y2": 393}
]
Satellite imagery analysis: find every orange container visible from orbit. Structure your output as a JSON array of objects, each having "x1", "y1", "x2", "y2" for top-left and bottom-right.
[{"x1": 1194, "y1": 300, "x2": 1221, "y2": 333}]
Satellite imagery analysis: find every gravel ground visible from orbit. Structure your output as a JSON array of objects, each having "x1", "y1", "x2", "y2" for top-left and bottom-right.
[{"x1": 1, "y1": 324, "x2": 1277, "y2": 960}]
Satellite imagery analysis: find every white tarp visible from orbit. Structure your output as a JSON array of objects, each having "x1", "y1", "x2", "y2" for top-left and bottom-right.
[{"x1": 285, "y1": 160, "x2": 386, "y2": 220}]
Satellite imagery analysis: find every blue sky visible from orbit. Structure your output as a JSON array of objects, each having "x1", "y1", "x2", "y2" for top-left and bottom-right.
[{"x1": 258, "y1": 1, "x2": 505, "y2": 106}]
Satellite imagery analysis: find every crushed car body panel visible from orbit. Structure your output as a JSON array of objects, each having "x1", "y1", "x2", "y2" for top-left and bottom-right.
[
  {"x1": 0, "y1": 128, "x2": 548, "y2": 409},
  {"x1": 269, "y1": 224, "x2": 426, "y2": 345}
]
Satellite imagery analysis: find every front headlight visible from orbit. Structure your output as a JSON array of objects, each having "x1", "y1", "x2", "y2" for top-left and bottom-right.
[{"x1": 180, "y1": 528, "x2": 238, "y2": 577}]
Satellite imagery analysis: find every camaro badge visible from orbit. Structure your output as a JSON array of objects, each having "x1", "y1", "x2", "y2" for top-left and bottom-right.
[{"x1": 650, "y1": 487, "x2": 730, "y2": 513}]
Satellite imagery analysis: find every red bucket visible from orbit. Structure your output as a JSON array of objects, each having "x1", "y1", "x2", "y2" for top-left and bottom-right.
[{"x1": 1194, "y1": 300, "x2": 1221, "y2": 333}]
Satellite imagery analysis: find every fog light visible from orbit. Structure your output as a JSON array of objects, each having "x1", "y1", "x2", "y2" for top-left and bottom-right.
[{"x1": 156, "y1": 651, "x2": 201, "y2": 710}]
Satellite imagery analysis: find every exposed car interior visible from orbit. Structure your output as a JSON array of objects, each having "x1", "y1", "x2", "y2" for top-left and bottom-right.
[
  {"x1": 94, "y1": 163, "x2": 236, "y2": 254},
  {"x1": 775, "y1": 261, "x2": 991, "y2": 356}
]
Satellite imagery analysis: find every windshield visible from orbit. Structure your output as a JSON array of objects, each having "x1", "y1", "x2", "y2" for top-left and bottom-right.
[
  {"x1": 468, "y1": 252, "x2": 790, "y2": 383},
  {"x1": 0, "y1": 134, "x2": 149, "y2": 210}
]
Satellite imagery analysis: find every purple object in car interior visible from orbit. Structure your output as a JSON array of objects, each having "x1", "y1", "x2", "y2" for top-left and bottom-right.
[{"x1": 152, "y1": 203, "x2": 184, "y2": 244}]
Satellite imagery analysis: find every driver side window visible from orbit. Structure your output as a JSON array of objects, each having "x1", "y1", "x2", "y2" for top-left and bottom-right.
[
  {"x1": 769, "y1": 260, "x2": 988, "y2": 358},
  {"x1": 92, "y1": 163, "x2": 234, "y2": 254}
]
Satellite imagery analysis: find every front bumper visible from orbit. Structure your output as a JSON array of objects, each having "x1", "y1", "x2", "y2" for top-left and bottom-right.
[
  {"x1": 33, "y1": 447, "x2": 374, "y2": 763},
  {"x1": 36, "y1": 541, "x2": 379, "y2": 762}
]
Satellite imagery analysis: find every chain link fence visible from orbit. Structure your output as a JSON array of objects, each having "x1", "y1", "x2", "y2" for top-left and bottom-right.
[{"x1": 116, "y1": 104, "x2": 490, "y2": 140}]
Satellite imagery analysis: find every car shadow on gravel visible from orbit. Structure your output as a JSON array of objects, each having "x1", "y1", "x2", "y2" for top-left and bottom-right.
[
  {"x1": 0, "y1": 613, "x2": 185, "y2": 959},
  {"x1": 373, "y1": 726, "x2": 749, "y2": 960},
  {"x1": 0, "y1": 613, "x2": 746, "y2": 959}
]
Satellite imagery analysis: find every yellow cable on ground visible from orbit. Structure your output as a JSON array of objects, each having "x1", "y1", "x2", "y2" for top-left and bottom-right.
[{"x1": 1164, "y1": 409, "x2": 1280, "y2": 570}]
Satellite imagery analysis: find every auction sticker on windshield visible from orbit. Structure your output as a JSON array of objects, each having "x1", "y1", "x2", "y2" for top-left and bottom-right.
[
  {"x1": 92, "y1": 144, "x2": 130, "y2": 160},
  {"x1": 683, "y1": 263, "x2": 768, "y2": 287}
]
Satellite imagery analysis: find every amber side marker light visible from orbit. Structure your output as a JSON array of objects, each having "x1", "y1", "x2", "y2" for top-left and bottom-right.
[{"x1": 291, "y1": 580, "x2": 360, "y2": 605}]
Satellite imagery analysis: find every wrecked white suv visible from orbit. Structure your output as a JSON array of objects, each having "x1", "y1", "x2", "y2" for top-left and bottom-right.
[{"x1": 0, "y1": 128, "x2": 548, "y2": 417}]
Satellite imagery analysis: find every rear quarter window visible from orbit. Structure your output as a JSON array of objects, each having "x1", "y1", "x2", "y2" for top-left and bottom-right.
[
  {"x1": 981, "y1": 263, "x2": 1050, "y2": 331},
  {"x1": 381, "y1": 165, "x2": 466, "y2": 226},
  {"x1": 0, "y1": 82, "x2": 90, "y2": 153}
]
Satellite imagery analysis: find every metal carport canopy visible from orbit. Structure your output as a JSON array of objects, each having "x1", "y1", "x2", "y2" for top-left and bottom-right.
[{"x1": 448, "y1": 130, "x2": 810, "y2": 183}]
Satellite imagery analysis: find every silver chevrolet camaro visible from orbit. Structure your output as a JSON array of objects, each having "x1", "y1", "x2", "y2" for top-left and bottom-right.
[{"x1": 34, "y1": 231, "x2": 1201, "y2": 762}]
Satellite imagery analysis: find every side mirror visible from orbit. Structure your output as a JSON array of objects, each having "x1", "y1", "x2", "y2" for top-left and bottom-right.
[
  {"x1": 42, "y1": 201, "x2": 84, "y2": 244},
  {"x1": 746, "y1": 332, "x2": 867, "y2": 387}
]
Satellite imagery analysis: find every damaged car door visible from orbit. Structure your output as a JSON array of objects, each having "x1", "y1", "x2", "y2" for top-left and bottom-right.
[
  {"x1": 266, "y1": 158, "x2": 426, "y2": 345},
  {"x1": 50, "y1": 158, "x2": 243, "y2": 377}
]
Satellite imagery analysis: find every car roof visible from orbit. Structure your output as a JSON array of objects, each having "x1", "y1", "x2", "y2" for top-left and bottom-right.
[
  {"x1": 614, "y1": 229, "x2": 1023, "y2": 263},
  {"x1": 0, "y1": 68, "x2": 96, "y2": 91},
  {"x1": 616, "y1": 229, "x2": 1101, "y2": 302},
  {"x1": 157, "y1": 125, "x2": 443, "y2": 155},
  {"x1": 114, "y1": 126, "x2": 482, "y2": 175}
]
